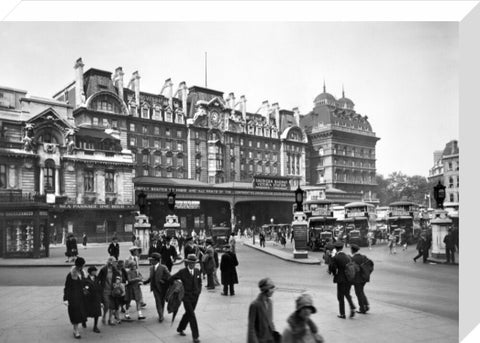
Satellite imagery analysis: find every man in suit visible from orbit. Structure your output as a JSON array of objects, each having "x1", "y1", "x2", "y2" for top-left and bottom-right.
[
  {"x1": 161, "y1": 237, "x2": 178, "y2": 272},
  {"x1": 184, "y1": 236, "x2": 196, "y2": 259},
  {"x1": 350, "y1": 244, "x2": 370, "y2": 314},
  {"x1": 169, "y1": 254, "x2": 202, "y2": 343},
  {"x1": 329, "y1": 241, "x2": 356, "y2": 319},
  {"x1": 107, "y1": 237, "x2": 120, "y2": 260},
  {"x1": 148, "y1": 238, "x2": 163, "y2": 258},
  {"x1": 143, "y1": 253, "x2": 171, "y2": 322},
  {"x1": 247, "y1": 277, "x2": 278, "y2": 343}
]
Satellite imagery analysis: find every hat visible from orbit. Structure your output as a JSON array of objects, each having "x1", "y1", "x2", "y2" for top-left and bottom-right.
[
  {"x1": 295, "y1": 294, "x2": 317, "y2": 314},
  {"x1": 129, "y1": 246, "x2": 141, "y2": 252},
  {"x1": 350, "y1": 244, "x2": 360, "y2": 252},
  {"x1": 258, "y1": 277, "x2": 275, "y2": 292},
  {"x1": 151, "y1": 252, "x2": 161, "y2": 261},
  {"x1": 87, "y1": 266, "x2": 97, "y2": 273},
  {"x1": 75, "y1": 257, "x2": 86, "y2": 268},
  {"x1": 107, "y1": 256, "x2": 116, "y2": 263},
  {"x1": 184, "y1": 254, "x2": 198, "y2": 263},
  {"x1": 334, "y1": 241, "x2": 344, "y2": 249}
]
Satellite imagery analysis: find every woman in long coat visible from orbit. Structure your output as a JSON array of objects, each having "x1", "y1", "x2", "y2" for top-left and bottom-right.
[
  {"x1": 65, "y1": 234, "x2": 78, "y2": 262},
  {"x1": 63, "y1": 257, "x2": 87, "y2": 339},
  {"x1": 84, "y1": 266, "x2": 102, "y2": 333},
  {"x1": 220, "y1": 245, "x2": 239, "y2": 296}
]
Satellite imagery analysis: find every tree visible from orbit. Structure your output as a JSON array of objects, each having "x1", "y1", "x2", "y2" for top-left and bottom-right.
[{"x1": 376, "y1": 172, "x2": 435, "y2": 206}]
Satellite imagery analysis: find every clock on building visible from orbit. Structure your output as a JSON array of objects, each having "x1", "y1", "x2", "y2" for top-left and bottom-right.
[{"x1": 210, "y1": 111, "x2": 221, "y2": 127}]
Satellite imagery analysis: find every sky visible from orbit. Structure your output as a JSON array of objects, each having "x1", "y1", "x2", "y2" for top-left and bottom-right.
[{"x1": 0, "y1": 21, "x2": 458, "y2": 177}]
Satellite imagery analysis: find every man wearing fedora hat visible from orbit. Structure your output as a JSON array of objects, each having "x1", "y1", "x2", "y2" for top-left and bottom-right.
[
  {"x1": 169, "y1": 254, "x2": 202, "y2": 343},
  {"x1": 248, "y1": 277, "x2": 280, "y2": 343},
  {"x1": 328, "y1": 241, "x2": 356, "y2": 319},
  {"x1": 143, "y1": 252, "x2": 171, "y2": 322},
  {"x1": 282, "y1": 294, "x2": 324, "y2": 343}
]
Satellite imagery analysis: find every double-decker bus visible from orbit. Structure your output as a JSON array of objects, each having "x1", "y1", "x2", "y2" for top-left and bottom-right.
[
  {"x1": 304, "y1": 200, "x2": 337, "y2": 251},
  {"x1": 339, "y1": 202, "x2": 377, "y2": 246},
  {"x1": 387, "y1": 201, "x2": 421, "y2": 244}
]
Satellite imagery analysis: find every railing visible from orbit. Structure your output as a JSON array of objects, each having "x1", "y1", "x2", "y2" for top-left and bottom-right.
[{"x1": 0, "y1": 190, "x2": 39, "y2": 203}]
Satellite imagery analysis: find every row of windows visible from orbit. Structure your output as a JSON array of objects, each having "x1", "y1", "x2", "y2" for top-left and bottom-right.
[
  {"x1": 246, "y1": 124, "x2": 279, "y2": 138},
  {"x1": 129, "y1": 104, "x2": 185, "y2": 124},
  {"x1": 240, "y1": 138, "x2": 278, "y2": 150},
  {"x1": 141, "y1": 168, "x2": 185, "y2": 179},
  {"x1": 241, "y1": 150, "x2": 278, "y2": 161},
  {"x1": 92, "y1": 117, "x2": 119, "y2": 129},
  {"x1": 134, "y1": 154, "x2": 185, "y2": 166},
  {"x1": 333, "y1": 121, "x2": 369, "y2": 131},
  {"x1": 448, "y1": 176, "x2": 459, "y2": 188},
  {"x1": 129, "y1": 137, "x2": 184, "y2": 151},
  {"x1": 84, "y1": 170, "x2": 115, "y2": 193},
  {"x1": 332, "y1": 159, "x2": 375, "y2": 168},
  {"x1": 238, "y1": 164, "x2": 278, "y2": 174},
  {"x1": 322, "y1": 145, "x2": 374, "y2": 158},
  {"x1": 129, "y1": 124, "x2": 185, "y2": 138},
  {"x1": 334, "y1": 173, "x2": 375, "y2": 183}
]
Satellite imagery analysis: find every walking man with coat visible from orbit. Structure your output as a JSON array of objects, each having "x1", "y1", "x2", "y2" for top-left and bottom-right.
[
  {"x1": 443, "y1": 229, "x2": 456, "y2": 264},
  {"x1": 169, "y1": 254, "x2": 202, "y2": 343},
  {"x1": 108, "y1": 237, "x2": 120, "y2": 261},
  {"x1": 161, "y1": 237, "x2": 178, "y2": 272},
  {"x1": 220, "y1": 244, "x2": 239, "y2": 296},
  {"x1": 143, "y1": 252, "x2": 171, "y2": 322},
  {"x1": 413, "y1": 232, "x2": 429, "y2": 263},
  {"x1": 328, "y1": 241, "x2": 356, "y2": 319},
  {"x1": 350, "y1": 244, "x2": 371, "y2": 314},
  {"x1": 247, "y1": 277, "x2": 280, "y2": 343}
]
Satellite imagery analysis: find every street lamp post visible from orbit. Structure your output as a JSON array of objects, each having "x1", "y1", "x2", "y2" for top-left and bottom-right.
[
  {"x1": 430, "y1": 181, "x2": 451, "y2": 260},
  {"x1": 251, "y1": 215, "x2": 256, "y2": 245}
]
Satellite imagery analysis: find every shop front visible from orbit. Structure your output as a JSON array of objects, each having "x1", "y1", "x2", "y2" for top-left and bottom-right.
[{"x1": 0, "y1": 203, "x2": 50, "y2": 258}]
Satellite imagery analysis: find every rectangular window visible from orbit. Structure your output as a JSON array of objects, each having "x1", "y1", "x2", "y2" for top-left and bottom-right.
[
  {"x1": 166, "y1": 128, "x2": 170, "y2": 137},
  {"x1": 248, "y1": 140, "x2": 252, "y2": 147},
  {"x1": 257, "y1": 152, "x2": 261, "y2": 159},
  {"x1": 155, "y1": 169, "x2": 162, "y2": 177},
  {"x1": 177, "y1": 142, "x2": 183, "y2": 151},
  {"x1": 154, "y1": 140, "x2": 160, "y2": 148},
  {"x1": 93, "y1": 117, "x2": 99, "y2": 126},
  {"x1": 143, "y1": 168, "x2": 149, "y2": 176},
  {"x1": 153, "y1": 108, "x2": 162, "y2": 121},
  {"x1": 257, "y1": 165, "x2": 262, "y2": 173},
  {"x1": 142, "y1": 138, "x2": 149, "y2": 148},
  {"x1": 177, "y1": 130, "x2": 182, "y2": 138},
  {"x1": 0, "y1": 164, "x2": 6, "y2": 188},
  {"x1": 230, "y1": 147, "x2": 234, "y2": 156},
  {"x1": 195, "y1": 143, "x2": 200, "y2": 153},
  {"x1": 265, "y1": 142, "x2": 269, "y2": 149},
  {"x1": 142, "y1": 154, "x2": 149, "y2": 163},
  {"x1": 112, "y1": 120, "x2": 118, "y2": 129},
  {"x1": 196, "y1": 158, "x2": 201, "y2": 167},
  {"x1": 273, "y1": 166, "x2": 278, "y2": 174},
  {"x1": 166, "y1": 157, "x2": 172, "y2": 165},
  {"x1": 272, "y1": 143, "x2": 276, "y2": 150},
  {"x1": 84, "y1": 170, "x2": 94, "y2": 192},
  {"x1": 105, "y1": 171, "x2": 115, "y2": 193},
  {"x1": 240, "y1": 163, "x2": 245, "y2": 171},
  {"x1": 154, "y1": 155, "x2": 161, "y2": 164},
  {"x1": 165, "y1": 111, "x2": 173, "y2": 122},
  {"x1": 230, "y1": 161, "x2": 235, "y2": 170},
  {"x1": 177, "y1": 157, "x2": 184, "y2": 167},
  {"x1": 166, "y1": 170, "x2": 173, "y2": 178},
  {"x1": 132, "y1": 154, "x2": 137, "y2": 163},
  {"x1": 195, "y1": 172, "x2": 201, "y2": 181},
  {"x1": 248, "y1": 151, "x2": 253, "y2": 159},
  {"x1": 178, "y1": 171, "x2": 184, "y2": 179},
  {"x1": 129, "y1": 137, "x2": 136, "y2": 146},
  {"x1": 103, "y1": 118, "x2": 109, "y2": 127},
  {"x1": 240, "y1": 138, "x2": 244, "y2": 145},
  {"x1": 130, "y1": 123, "x2": 135, "y2": 131},
  {"x1": 165, "y1": 141, "x2": 171, "y2": 150},
  {"x1": 154, "y1": 127, "x2": 160, "y2": 135},
  {"x1": 143, "y1": 126, "x2": 148, "y2": 134},
  {"x1": 256, "y1": 141, "x2": 260, "y2": 148},
  {"x1": 142, "y1": 108, "x2": 149, "y2": 119},
  {"x1": 265, "y1": 165, "x2": 270, "y2": 174},
  {"x1": 249, "y1": 164, "x2": 253, "y2": 172}
]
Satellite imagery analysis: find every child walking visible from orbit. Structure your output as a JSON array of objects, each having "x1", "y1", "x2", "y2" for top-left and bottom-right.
[{"x1": 126, "y1": 260, "x2": 146, "y2": 320}]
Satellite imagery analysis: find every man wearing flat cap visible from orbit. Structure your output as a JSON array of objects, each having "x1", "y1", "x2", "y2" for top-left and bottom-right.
[
  {"x1": 328, "y1": 241, "x2": 356, "y2": 319},
  {"x1": 169, "y1": 254, "x2": 202, "y2": 343},
  {"x1": 282, "y1": 294, "x2": 324, "y2": 343},
  {"x1": 248, "y1": 277, "x2": 280, "y2": 343},
  {"x1": 143, "y1": 252, "x2": 171, "y2": 322}
]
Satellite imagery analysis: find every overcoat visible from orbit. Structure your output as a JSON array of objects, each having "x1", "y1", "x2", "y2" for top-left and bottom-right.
[
  {"x1": 328, "y1": 251, "x2": 350, "y2": 284},
  {"x1": 83, "y1": 275, "x2": 102, "y2": 318},
  {"x1": 220, "y1": 251, "x2": 239, "y2": 285},
  {"x1": 63, "y1": 267, "x2": 87, "y2": 324}
]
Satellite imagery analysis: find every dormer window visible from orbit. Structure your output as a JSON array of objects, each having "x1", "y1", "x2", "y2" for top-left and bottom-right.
[
  {"x1": 97, "y1": 100, "x2": 113, "y2": 112},
  {"x1": 142, "y1": 107, "x2": 150, "y2": 119},
  {"x1": 165, "y1": 109, "x2": 173, "y2": 122},
  {"x1": 153, "y1": 106, "x2": 162, "y2": 121}
]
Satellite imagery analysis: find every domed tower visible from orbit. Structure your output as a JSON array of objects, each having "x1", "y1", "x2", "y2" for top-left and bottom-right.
[
  {"x1": 337, "y1": 86, "x2": 355, "y2": 110},
  {"x1": 313, "y1": 81, "x2": 336, "y2": 107}
]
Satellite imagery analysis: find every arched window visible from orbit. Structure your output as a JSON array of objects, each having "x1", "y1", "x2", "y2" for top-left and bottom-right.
[
  {"x1": 449, "y1": 177, "x2": 454, "y2": 188},
  {"x1": 38, "y1": 132, "x2": 58, "y2": 144},
  {"x1": 44, "y1": 160, "x2": 55, "y2": 193}
]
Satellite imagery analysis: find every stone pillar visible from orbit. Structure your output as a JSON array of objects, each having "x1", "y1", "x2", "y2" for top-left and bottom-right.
[
  {"x1": 230, "y1": 200, "x2": 236, "y2": 230},
  {"x1": 39, "y1": 165, "x2": 45, "y2": 195},
  {"x1": 74, "y1": 58, "x2": 85, "y2": 108},
  {"x1": 54, "y1": 167, "x2": 60, "y2": 196},
  {"x1": 430, "y1": 209, "x2": 452, "y2": 259}
]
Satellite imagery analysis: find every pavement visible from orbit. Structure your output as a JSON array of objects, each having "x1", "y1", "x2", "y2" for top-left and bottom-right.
[{"x1": 0, "y1": 237, "x2": 459, "y2": 343}]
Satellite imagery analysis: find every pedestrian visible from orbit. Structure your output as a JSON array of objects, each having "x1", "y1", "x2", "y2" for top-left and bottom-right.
[
  {"x1": 413, "y1": 233, "x2": 428, "y2": 263},
  {"x1": 367, "y1": 231, "x2": 374, "y2": 250},
  {"x1": 220, "y1": 244, "x2": 239, "y2": 296},
  {"x1": 65, "y1": 233, "x2": 76, "y2": 262},
  {"x1": 443, "y1": 229, "x2": 456, "y2": 264},
  {"x1": 84, "y1": 266, "x2": 102, "y2": 333},
  {"x1": 82, "y1": 232, "x2": 88, "y2": 249},
  {"x1": 149, "y1": 237, "x2": 162, "y2": 257},
  {"x1": 247, "y1": 277, "x2": 281, "y2": 343},
  {"x1": 134, "y1": 236, "x2": 142, "y2": 254},
  {"x1": 260, "y1": 231, "x2": 266, "y2": 248},
  {"x1": 203, "y1": 240, "x2": 216, "y2": 289},
  {"x1": 127, "y1": 246, "x2": 147, "y2": 307},
  {"x1": 98, "y1": 256, "x2": 121, "y2": 325},
  {"x1": 116, "y1": 260, "x2": 129, "y2": 315},
  {"x1": 229, "y1": 232, "x2": 237, "y2": 254},
  {"x1": 328, "y1": 241, "x2": 356, "y2": 319},
  {"x1": 108, "y1": 237, "x2": 120, "y2": 260},
  {"x1": 388, "y1": 233, "x2": 397, "y2": 254},
  {"x1": 111, "y1": 275, "x2": 126, "y2": 322},
  {"x1": 131, "y1": 233, "x2": 136, "y2": 245},
  {"x1": 184, "y1": 236, "x2": 196, "y2": 259},
  {"x1": 213, "y1": 245, "x2": 220, "y2": 287},
  {"x1": 400, "y1": 228, "x2": 408, "y2": 251},
  {"x1": 169, "y1": 254, "x2": 202, "y2": 343},
  {"x1": 280, "y1": 234, "x2": 287, "y2": 248},
  {"x1": 350, "y1": 244, "x2": 371, "y2": 314},
  {"x1": 125, "y1": 259, "x2": 146, "y2": 320},
  {"x1": 160, "y1": 237, "x2": 178, "y2": 272},
  {"x1": 63, "y1": 257, "x2": 87, "y2": 339},
  {"x1": 281, "y1": 294, "x2": 324, "y2": 343},
  {"x1": 143, "y1": 252, "x2": 170, "y2": 322}
]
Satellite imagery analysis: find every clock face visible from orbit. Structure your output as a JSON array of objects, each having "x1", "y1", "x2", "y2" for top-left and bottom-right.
[{"x1": 211, "y1": 111, "x2": 220, "y2": 126}]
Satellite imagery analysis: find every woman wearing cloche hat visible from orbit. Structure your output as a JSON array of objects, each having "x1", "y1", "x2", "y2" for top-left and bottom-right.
[{"x1": 282, "y1": 294, "x2": 324, "y2": 343}]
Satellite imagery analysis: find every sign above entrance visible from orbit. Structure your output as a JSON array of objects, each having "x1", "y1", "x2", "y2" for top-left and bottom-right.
[
  {"x1": 175, "y1": 200, "x2": 200, "y2": 210},
  {"x1": 252, "y1": 176, "x2": 291, "y2": 191}
]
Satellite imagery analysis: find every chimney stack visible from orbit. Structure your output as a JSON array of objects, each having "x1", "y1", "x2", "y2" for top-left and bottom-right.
[
  {"x1": 240, "y1": 95, "x2": 247, "y2": 120},
  {"x1": 262, "y1": 100, "x2": 270, "y2": 124},
  {"x1": 74, "y1": 58, "x2": 85, "y2": 108},
  {"x1": 114, "y1": 67, "x2": 125, "y2": 102},
  {"x1": 131, "y1": 71, "x2": 141, "y2": 106},
  {"x1": 293, "y1": 107, "x2": 300, "y2": 126},
  {"x1": 272, "y1": 103, "x2": 280, "y2": 129},
  {"x1": 179, "y1": 81, "x2": 188, "y2": 116}
]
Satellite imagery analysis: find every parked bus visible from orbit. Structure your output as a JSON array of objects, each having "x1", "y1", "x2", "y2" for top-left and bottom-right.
[
  {"x1": 386, "y1": 201, "x2": 421, "y2": 244},
  {"x1": 339, "y1": 202, "x2": 377, "y2": 247},
  {"x1": 307, "y1": 215, "x2": 337, "y2": 251}
]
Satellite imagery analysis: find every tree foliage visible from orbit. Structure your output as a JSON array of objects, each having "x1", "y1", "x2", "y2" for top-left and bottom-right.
[{"x1": 376, "y1": 172, "x2": 435, "y2": 206}]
